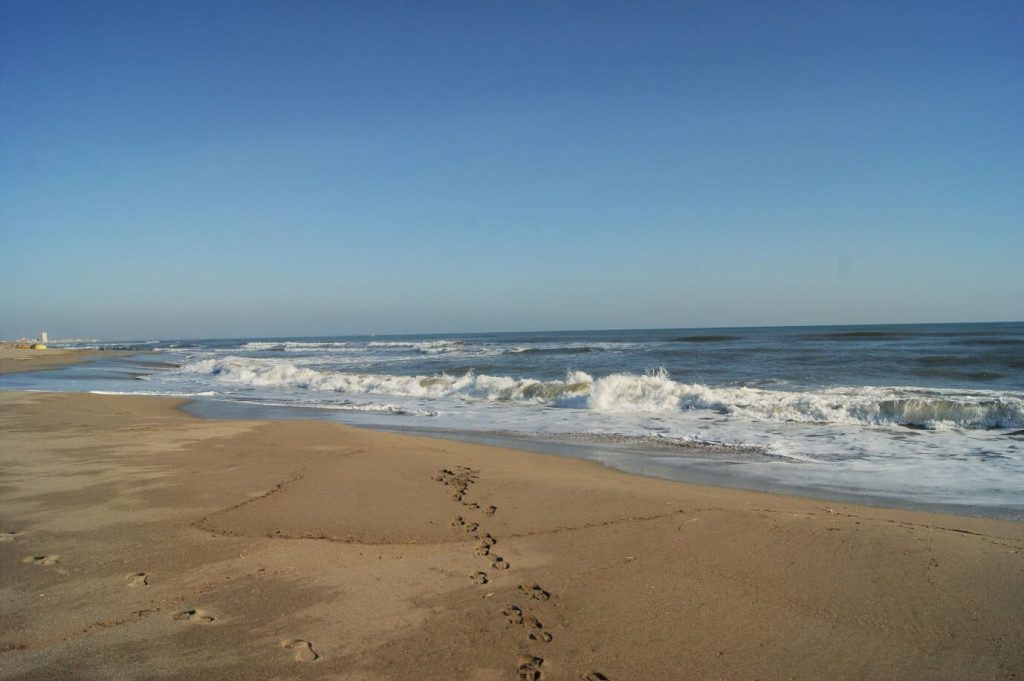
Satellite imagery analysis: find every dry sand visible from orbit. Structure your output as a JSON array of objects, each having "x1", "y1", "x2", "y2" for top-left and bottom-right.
[
  {"x1": 0, "y1": 387, "x2": 1021, "y2": 681},
  {"x1": 0, "y1": 347, "x2": 103, "y2": 375}
]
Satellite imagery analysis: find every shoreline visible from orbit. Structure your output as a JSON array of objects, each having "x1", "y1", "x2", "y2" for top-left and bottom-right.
[
  {"x1": 3, "y1": 346, "x2": 1020, "y2": 521},
  {"x1": 1, "y1": 390, "x2": 1021, "y2": 680},
  {"x1": 185, "y1": 399, "x2": 1024, "y2": 521}
]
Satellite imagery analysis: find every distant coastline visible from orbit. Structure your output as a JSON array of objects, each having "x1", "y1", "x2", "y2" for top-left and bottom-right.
[{"x1": 0, "y1": 345, "x2": 107, "y2": 375}]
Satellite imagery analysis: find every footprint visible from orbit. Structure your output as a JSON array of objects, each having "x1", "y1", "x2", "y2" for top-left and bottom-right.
[
  {"x1": 501, "y1": 604, "x2": 524, "y2": 625},
  {"x1": 170, "y1": 608, "x2": 215, "y2": 624},
  {"x1": 22, "y1": 555, "x2": 59, "y2": 566},
  {"x1": 436, "y1": 466, "x2": 480, "y2": 483},
  {"x1": 451, "y1": 516, "x2": 465, "y2": 528},
  {"x1": 282, "y1": 639, "x2": 320, "y2": 662},
  {"x1": 470, "y1": 571, "x2": 489, "y2": 585},
  {"x1": 517, "y1": 655, "x2": 544, "y2": 681},
  {"x1": 582, "y1": 673, "x2": 609, "y2": 681},
  {"x1": 462, "y1": 502, "x2": 480, "y2": 510},
  {"x1": 518, "y1": 584, "x2": 551, "y2": 601},
  {"x1": 126, "y1": 572, "x2": 149, "y2": 587},
  {"x1": 0, "y1": 531, "x2": 18, "y2": 542},
  {"x1": 435, "y1": 466, "x2": 481, "y2": 502},
  {"x1": 463, "y1": 522, "x2": 479, "y2": 533},
  {"x1": 484, "y1": 505, "x2": 497, "y2": 516},
  {"x1": 476, "y1": 533, "x2": 497, "y2": 547},
  {"x1": 525, "y1": 615, "x2": 552, "y2": 643},
  {"x1": 491, "y1": 556, "x2": 510, "y2": 570},
  {"x1": 474, "y1": 543, "x2": 491, "y2": 557}
]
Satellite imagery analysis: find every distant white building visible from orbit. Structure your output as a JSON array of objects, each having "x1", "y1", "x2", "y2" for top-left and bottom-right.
[{"x1": 39, "y1": 331, "x2": 48, "y2": 344}]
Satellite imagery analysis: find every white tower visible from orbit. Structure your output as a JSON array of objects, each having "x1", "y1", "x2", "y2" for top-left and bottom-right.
[{"x1": 39, "y1": 331, "x2": 48, "y2": 344}]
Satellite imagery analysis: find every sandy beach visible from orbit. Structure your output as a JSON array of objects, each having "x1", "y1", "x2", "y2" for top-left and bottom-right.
[
  {"x1": 1, "y1": 379, "x2": 1021, "y2": 681},
  {"x1": 0, "y1": 347, "x2": 104, "y2": 375}
]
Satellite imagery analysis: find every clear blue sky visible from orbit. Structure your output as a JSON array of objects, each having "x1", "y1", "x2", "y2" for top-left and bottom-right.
[{"x1": 1, "y1": 0, "x2": 1021, "y2": 339}]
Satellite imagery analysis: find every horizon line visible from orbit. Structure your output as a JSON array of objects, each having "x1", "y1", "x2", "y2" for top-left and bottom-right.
[{"x1": 9, "y1": 318, "x2": 1021, "y2": 343}]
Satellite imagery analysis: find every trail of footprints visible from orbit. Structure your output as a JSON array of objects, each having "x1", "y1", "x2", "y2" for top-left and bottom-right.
[
  {"x1": 7, "y1": 461, "x2": 619, "y2": 675},
  {"x1": 433, "y1": 466, "x2": 610, "y2": 681}
]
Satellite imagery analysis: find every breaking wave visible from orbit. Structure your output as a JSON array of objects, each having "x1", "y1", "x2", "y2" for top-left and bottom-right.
[
  {"x1": 240, "y1": 341, "x2": 355, "y2": 352},
  {"x1": 507, "y1": 345, "x2": 595, "y2": 355},
  {"x1": 366, "y1": 340, "x2": 465, "y2": 354},
  {"x1": 505, "y1": 342, "x2": 643, "y2": 355},
  {"x1": 181, "y1": 356, "x2": 592, "y2": 403},
  {"x1": 179, "y1": 358, "x2": 1024, "y2": 430}
]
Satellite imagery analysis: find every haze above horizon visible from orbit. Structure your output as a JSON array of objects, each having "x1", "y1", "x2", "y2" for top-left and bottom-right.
[{"x1": 2, "y1": 0, "x2": 1022, "y2": 339}]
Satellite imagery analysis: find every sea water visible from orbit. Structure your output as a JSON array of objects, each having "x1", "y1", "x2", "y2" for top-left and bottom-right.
[{"x1": 3, "y1": 322, "x2": 1022, "y2": 518}]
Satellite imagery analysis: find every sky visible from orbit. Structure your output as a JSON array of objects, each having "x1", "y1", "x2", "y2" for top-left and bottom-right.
[{"x1": 1, "y1": 0, "x2": 1022, "y2": 340}]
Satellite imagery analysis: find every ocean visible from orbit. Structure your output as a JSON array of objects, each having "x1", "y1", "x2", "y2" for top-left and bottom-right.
[{"x1": 4, "y1": 322, "x2": 1022, "y2": 518}]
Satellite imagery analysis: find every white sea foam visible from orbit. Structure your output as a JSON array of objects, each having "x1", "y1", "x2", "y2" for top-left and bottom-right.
[
  {"x1": 505, "y1": 341, "x2": 644, "y2": 355},
  {"x1": 240, "y1": 341, "x2": 355, "y2": 352},
  {"x1": 588, "y1": 368, "x2": 683, "y2": 412},
  {"x1": 178, "y1": 358, "x2": 1024, "y2": 430},
  {"x1": 181, "y1": 356, "x2": 591, "y2": 403},
  {"x1": 89, "y1": 389, "x2": 220, "y2": 398},
  {"x1": 366, "y1": 340, "x2": 466, "y2": 354},
  {"x1": 242, "y1": 399, "x2": 437, "y2": 417}
]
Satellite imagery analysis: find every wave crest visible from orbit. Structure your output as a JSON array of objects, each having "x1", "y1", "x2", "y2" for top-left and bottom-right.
[
  {"x1": 179, "y1": 358, "x2": 1024, "y2": 430},
  {"x1": 240, "y1": 341, "x2": 354, "y2": 352},
  {"x1": 366, "y1": 340, "x2": 464, "y2": 354}
]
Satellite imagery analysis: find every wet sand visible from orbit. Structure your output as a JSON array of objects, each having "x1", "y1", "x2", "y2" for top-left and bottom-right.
[{"x1": 0, "y1": 389, "x2": 1021, "y2": 681}]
